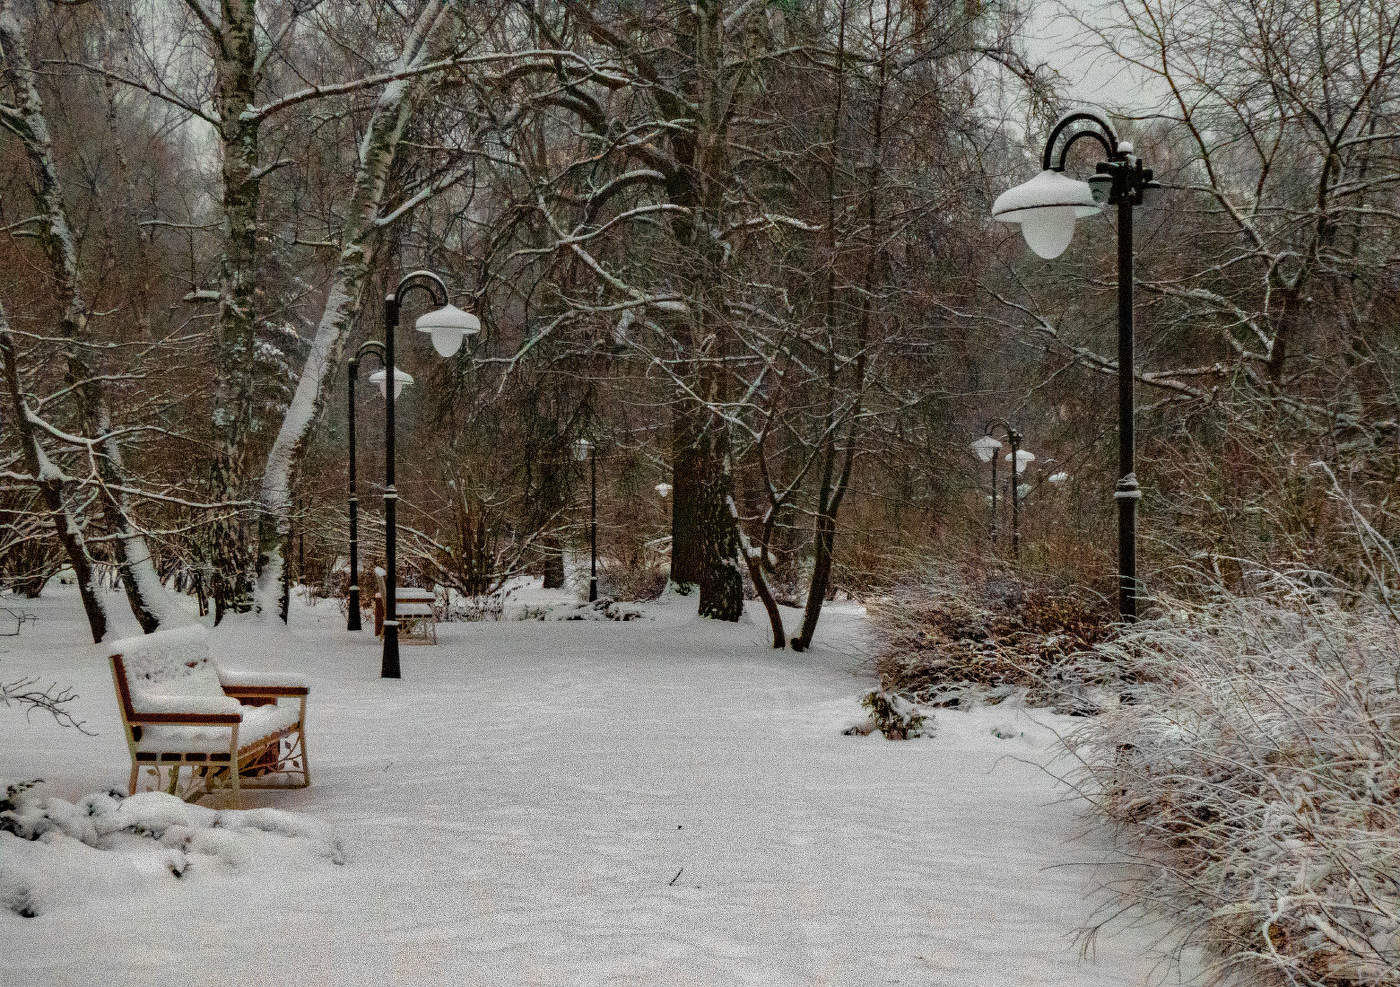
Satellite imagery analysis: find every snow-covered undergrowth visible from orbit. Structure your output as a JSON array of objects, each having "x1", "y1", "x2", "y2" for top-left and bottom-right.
[
  {"x1": 871, "y1": 565, "x2": 1118, "y2": 714},
  {"x1": 1, "y1": 783, "x2": 345, "y2": 919},
  {"x1": 1064, "y1": 591, "x2": 1400, "y2": 987}
]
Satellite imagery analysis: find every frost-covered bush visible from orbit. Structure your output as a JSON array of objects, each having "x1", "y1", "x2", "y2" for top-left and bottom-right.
[
  {"x1": 1065, "y1": 589, "x2": 1400, "y2": 986},
  {"x1": 870, "y1": 565, "x2": 1119, "y2": 711}
]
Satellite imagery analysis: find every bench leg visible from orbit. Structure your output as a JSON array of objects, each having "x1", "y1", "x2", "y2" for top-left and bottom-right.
[{"x1": 128, "y1": 761, "x2": 139, "y2": 797}]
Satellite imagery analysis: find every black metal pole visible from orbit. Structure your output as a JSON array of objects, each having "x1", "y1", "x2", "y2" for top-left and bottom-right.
[
  {"x1": 382, "y1": 296, "x2": 401, "y2": 678},
  {"x1": 1009, "y1": 431, "x2": 1021, "y2": 562},
  {"x1": 990, "y1": 453, "x2": 998, "y2": 547},
  {"x1": 347, "y1": 360, "x2": 361, "y2": 631},
  {"x1": 1116, "y1": 196, "x2": 1139, "y2": 621},
  {"x1": 588, "y1": 449, "x2": 598, "y2": 602}
]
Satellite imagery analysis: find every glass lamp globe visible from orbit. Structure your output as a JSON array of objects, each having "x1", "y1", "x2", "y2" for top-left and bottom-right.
[
  {"x1": 414, "y1": 303, "x2": 481, "y2": 357},
  {"x1": 991, "y1": 170, "x2": 1100, "y2": 259},
  {"x1": 1004, "y1": 449, "x2": 1036, "y2": 474},
  {"x1": 1048, "y1": 471, "x2": 1069, "y2": 485},
  {"x1": 368, "y1": 367, "x2": 413, "y2": 399},
  {"x1": 655, "y1": 482, "x2": 672, "y2": 498},
  {"x1": 971, "y1": 435, "x2": 1002, "y2": 463},
  {"x1": 573, "y1": 438, "x2": 594, "y2": 462}
]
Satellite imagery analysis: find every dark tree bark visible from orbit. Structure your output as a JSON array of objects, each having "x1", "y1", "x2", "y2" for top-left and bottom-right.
[{"x1": 669, "y1": 403, "x2": 705, "y2": 590}]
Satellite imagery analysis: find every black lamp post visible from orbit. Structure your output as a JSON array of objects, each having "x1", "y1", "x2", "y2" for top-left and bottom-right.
[
  {"x1": 992, "y1": 110, "x2": 1158, "y2": 620},
  {"x1": 573, "y1": 438, "x2": 597, "y2": 602},
  {"x1": 972, "y1": 421, "x2": 1031, "y2": 561},
  {"x1": 344, "y1": 340, "x2": 390, "y2": 632},
  {"x1": 378, "y1": 270, "x2": 480, "y2": 677}
]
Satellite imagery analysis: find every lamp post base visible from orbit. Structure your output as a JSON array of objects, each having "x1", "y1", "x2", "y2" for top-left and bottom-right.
[
  {"x1": 347, "y1": 586, "x2": 361, "y2": 632},
  {"x1": 381, "y1": 625, "x2": 400, "y2": 678}
]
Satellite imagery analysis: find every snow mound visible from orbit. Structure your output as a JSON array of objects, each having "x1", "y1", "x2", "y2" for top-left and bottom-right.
[{"x1": 0, "y1": 785, "x2": 345, "y2": 919}]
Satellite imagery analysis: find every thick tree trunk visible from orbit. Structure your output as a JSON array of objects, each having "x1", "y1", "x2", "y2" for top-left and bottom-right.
[
  {"x1": 540, "y1": 534, "x2": 566, "y2": 589},
  {"x1": 697, "y1": 454, "x2": 743, "y2": 621},
  {"x1": 669, "y1": 403, "x2": 705, "y2": 590}
]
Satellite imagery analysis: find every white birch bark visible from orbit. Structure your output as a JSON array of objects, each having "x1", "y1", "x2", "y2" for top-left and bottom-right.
[
  {"x1": 0, "y1": 5, "x2": 177, "y2": 630},
  {"x1": 254, "y1": 0, "x2": 450, "y2": 619}
]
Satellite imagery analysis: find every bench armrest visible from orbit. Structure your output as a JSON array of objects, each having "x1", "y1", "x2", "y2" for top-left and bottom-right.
[{"x1": 217, "y1": 669, "x2": 309, "y2": 696}]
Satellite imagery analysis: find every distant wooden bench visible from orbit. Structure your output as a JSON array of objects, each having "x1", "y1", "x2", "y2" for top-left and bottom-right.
[
  {"x1": 109, "y1": 625, "x2": 311, "y2": 808},
  {"x1": 373, "y1": 568, "x2": 438, "y2": 644}
]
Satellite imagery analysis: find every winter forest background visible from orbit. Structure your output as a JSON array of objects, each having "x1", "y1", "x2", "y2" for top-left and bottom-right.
[
  {"x1": 3, "y1": 0, "x2": 1397, "y2": 644},
  {"x1": 5, "y1": 2, "x2": 1400, "y2": 984}
]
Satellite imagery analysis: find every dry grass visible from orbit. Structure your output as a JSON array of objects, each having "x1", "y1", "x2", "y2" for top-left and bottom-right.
[
  {"x1": 868, "y1": 564, "x2": 1120, "y2": 710},
  {"x1": 1063, "y1": 582, "x2": 1400, "y2": 986}
]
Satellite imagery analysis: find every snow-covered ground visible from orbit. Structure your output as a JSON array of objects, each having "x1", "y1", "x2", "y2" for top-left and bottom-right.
[{"x1": 1, "y1": 584, "x2": 1202, "y2": 986}]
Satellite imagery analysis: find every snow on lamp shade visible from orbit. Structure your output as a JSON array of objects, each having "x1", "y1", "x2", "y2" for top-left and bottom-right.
[
  {"x1": 573, "y1": 438, "x2": 594, "y2": 461},
  {"x1": 971, "y1": 435, "x2": 1002, "y2": 463},
  {"x1": 1017, "y1": 483, "x2": 1031, "y2": 499},
  {"x1": 1048, "y1": 471, "x2": 1069, "y2": 485},
  {"x1": 991, "y1": 170, "x2": 1100, "y2": 259},
  {"x1": 1004, "y1": 449, "x2": 1036, "y2": 474},
  {"x1": 368, "y1": 367, "x2": 413, "y2": 399},
  {"x1": 655, "y1": 482, "x2": 672, "y2": 498},
  {"x1": 414, "y1": 303, "x2": 480, "y2": 357}
]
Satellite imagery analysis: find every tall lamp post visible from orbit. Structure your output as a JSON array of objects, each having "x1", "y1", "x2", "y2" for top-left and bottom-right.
[
  {"x1": 573, "y1": 438, "x2": 597, "y2": 602},
  {"x1": 344, "y1": 342, "x2": 413, "y2": 632},
  {"x1": 379, "y1": 271, "x2": 480, "y2": 677},
  {"x1": 991, "y1": 110, "x2": 1158, "y2": 620}
]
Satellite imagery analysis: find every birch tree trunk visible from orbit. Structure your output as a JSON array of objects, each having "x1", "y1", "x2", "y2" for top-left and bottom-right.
[
  {"x1": 0, "y1": 314, "x2": 109, "y2": 643},
  {"x1": 254, "y1": 0, "x2": 449, "y2": 621},
  {"x1": 0, "y1": 6, "x2": 171, "y2": 631}
]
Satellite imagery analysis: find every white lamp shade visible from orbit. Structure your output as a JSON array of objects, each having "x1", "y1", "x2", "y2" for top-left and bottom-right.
[
  {"x1": 573, "y1": 438, "x2": 594, "y2": 461},
  {"x1": 655, "y1": 482, "x2": 672, "y2": 498},
  {"x1": 991, "y1": 170, "x2": 1099, "y2": 259},
  {"x1": 1004, "y1": 449, "x2": 1036, "y2": 474},
  {"x1": 368, "y1": 367, "x2": 413, "y2": 399},
  {"x1": 414, "y1": 304, "x2": 480, "y2": 357},
  {"x1": 1017, "y1": 483, "x2": 1031, "y2": 499},
  {"x1": 1048, "y1": 471, "x2": 1069, "y2": 485},
  {"x1": 971, "y1": 435, "x2": 1002, "y2": 462}
]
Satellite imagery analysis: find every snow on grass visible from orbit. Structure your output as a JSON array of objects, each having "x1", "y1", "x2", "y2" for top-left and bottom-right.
[{"x1": 0, "y1": 584, "x2": 1201, "y2": 985}]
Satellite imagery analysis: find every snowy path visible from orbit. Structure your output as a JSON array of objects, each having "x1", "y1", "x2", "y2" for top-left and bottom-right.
[{"x1": 1, "y1": 588, "x2": 1198, "y2": 986}]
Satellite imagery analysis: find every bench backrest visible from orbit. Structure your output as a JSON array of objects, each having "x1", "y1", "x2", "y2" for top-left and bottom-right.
[{"x1": 109, "y1": 625, "x2": 222, "y2": 723}]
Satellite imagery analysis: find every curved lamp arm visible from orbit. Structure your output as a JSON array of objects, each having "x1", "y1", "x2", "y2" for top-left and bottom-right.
[
  {"x1": 352, "y1": 339, "x2": 386, "y2": 371},
  {"x1": 1041, "y1": 111, "x2": 1123, "y2": 172},
  {"x1": 982, "y1": 418, "x2": 1023, "y2": 445},
  {"x1": 392, "y1": 269, "x2": 449, "y2": 310}
]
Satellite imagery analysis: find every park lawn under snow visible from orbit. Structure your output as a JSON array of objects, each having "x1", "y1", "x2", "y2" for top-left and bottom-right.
[{"x1": 1, "y1": 583, "x2": 1202, "y2": 986}]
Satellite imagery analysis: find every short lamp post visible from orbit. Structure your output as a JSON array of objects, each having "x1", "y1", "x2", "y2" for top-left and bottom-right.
[
  {"x1": 379, "y1": 271, "x2": 480, "y2": 677},
  {"x1": 344, "y1": 340, "x2": 412, "y2": 632},
  {"x1": 991, "y1": 110, "x2": 1158, "y2": 620},
  {"x1": 973, "y1": 421, "x2": 1032, "y2": 560},
  {"x1": 573, "y1": 438, "x2": 597, "y2": 602}
]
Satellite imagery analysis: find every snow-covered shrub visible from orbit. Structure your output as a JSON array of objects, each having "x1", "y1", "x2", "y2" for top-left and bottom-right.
[
  {"x1": 0, "y1": 784, "x2": 345, "y2": 918},
  {"x1": 846, "y1": 690, "x2": 930, "y2": 740},
  {"x1": 1064, "y1": 588, "x2": 1400, "y2": 986},
  {"x1": 870, "y1": 564, "x2": 1119, "y2": 711}
]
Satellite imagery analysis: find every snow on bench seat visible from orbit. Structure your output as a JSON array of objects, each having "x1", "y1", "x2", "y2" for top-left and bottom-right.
[{"x1": 108, "y1": 625, "x2": 311, "y2": 807}]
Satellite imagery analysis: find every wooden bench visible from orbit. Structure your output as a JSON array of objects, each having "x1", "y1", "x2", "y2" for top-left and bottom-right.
[
  {"x1": 109, "y1": 625, "x2": 311, "y2": 808},
  {"x1": 373, "y1": 568, "x2": 438, "y2": 644}
]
